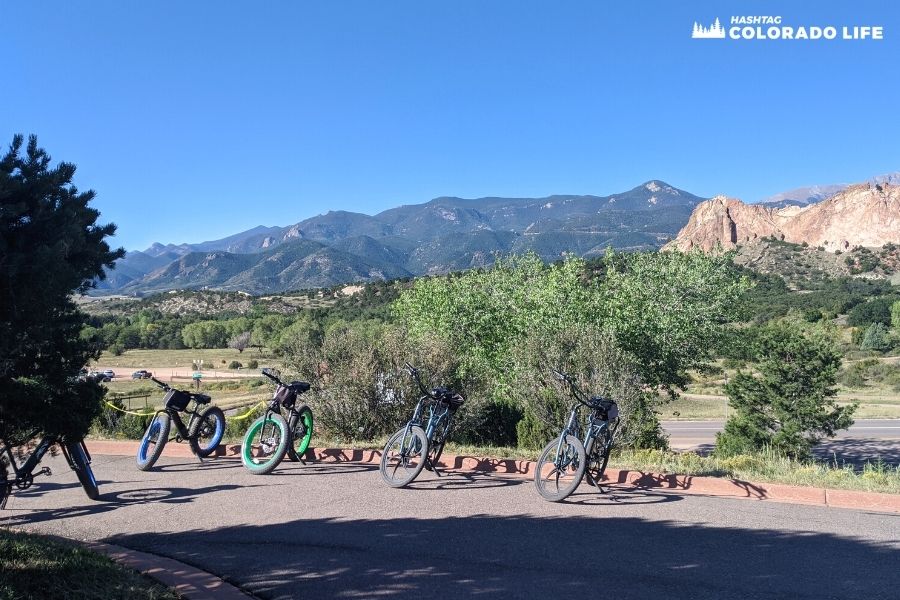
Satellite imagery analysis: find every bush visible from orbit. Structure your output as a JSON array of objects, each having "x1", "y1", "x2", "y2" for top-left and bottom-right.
[
  {"x1": 861, "y1": 323, "x2": 892, "y2": 352},
  {"x1": 91, "y1": 397, "x2": 152, "y2": 439},
  {"x1": 228, "y1": 360, "x2": 243, "y2": 370},
  {"x1": 224, "y1": 404, "x2": 266, "y2": 440},
  {"x1": 283, "y1": 322, "x2": 470, "y2": 442},
  {"x1": 510, "y1": 323, "x2": 666, "y2": 451},
  {"x1": 716, "y1": 321, "x2": 855, "y2": 460},
  {"x1": 109, "y1": 344, "x2": 125, "y2": 356},
  {"x1": 247, "y1": 359, "x2": 259, "y2": 369}
]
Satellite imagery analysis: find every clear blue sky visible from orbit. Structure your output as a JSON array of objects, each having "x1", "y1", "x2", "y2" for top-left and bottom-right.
[{"x1": 3, "y1": 1, "x2": 898, "y2": 251}]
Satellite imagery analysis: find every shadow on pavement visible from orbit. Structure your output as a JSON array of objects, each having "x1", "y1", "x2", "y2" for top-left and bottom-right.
[
  {"x1": 109, "y1": 513, "x2": 899, "y2": 600},
  {"x1": 815, "y1": 438, "x2": 900, "y2": 469},
  {"x1": 1, "y1": 482, "x2": 263, "y2": 527},
  {"x1": 404, "y1": 471, "x2": 525, "y2": 491}
]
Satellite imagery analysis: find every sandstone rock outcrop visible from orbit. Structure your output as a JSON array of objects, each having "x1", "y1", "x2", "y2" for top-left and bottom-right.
[{"x1": 665, "y1": 183, "x2": 900, "y2": 251}]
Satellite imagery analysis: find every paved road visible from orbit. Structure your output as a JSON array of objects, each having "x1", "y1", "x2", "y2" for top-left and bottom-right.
[
  {"x1": 665, "y1": 419, "x2": 900, "y2": 465},
  {"x1": 4, "y1": 453, "x2": 899, "y2": 600}
]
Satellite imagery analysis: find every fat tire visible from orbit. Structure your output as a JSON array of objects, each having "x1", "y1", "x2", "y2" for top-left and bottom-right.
[
  {"x1": 136, "y1": 413, "x2": 171, "y2": 471},
  {"x1": 188, "y1": 406, "x2": 226, "y2": 457},
  {"x1": 287, "y1": 405, "x2": 314, "y2": 462},
  {"x1": 66, "y1": 441, "x2": 100, "y2": 501},
  {"x1": 534, "y1": 434, "x2": 586, "y2": 502},
  {"x1": 241, "y1": 414, "x2": 289, "y2": 475},
  {"x1": 380, "y1": 426, "x2": 428, "y2": 488}
]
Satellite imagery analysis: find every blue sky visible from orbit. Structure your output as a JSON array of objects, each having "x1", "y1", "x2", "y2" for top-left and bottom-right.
[{"x1": 3, "y1": 1, "x2": 898, "y2": 250}]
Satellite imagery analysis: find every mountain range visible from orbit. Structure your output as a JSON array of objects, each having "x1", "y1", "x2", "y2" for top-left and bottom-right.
[
  {"x1": 97, "y1": 181, "x2": 705, "y2": 294},
  {"x1": 97, "y1": 172, "x2": 898, "y2": 295}
]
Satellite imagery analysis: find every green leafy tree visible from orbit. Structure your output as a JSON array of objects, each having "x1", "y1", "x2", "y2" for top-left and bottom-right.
[
  {"x1": 716, "y1": 321, "x2": 855, "y2": 460},
  {"x1": 891, "y1": 300, "x2": 900, "y2": 331},
  {"x1": 860, "y1": 322, "x2": 892, "y2": 352},
  {"x1": 0, "y1": 135, "x2": 123, "y2": 440}
]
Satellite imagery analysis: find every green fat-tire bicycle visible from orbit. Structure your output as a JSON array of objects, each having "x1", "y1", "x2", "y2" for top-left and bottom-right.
[{"x1": 241, "y1": 369, "x2": 313, "y2": 475}]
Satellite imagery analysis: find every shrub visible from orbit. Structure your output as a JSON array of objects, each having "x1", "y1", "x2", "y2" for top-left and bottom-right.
[
  {"x1": 283, "y1": 322, "x2": 470, "y2": 442},
  {"x1": 861, "y1": 323, "x2": 892, "y2": 352},
  {"x1": 716, "y1": 321, "x2": 855, "y2": 460},
  {"x1": 91, "y1": 397, "x2": 152, "y2": 439},
  {"x1": 247, "y1": 359, "x2": 259, "y2": 369},
  {"x1": 225, "y1": 404, "x2": 266, "y2": 440},
  {"x1": 109, "y1": 344, "x2": 125, "y2": 357},
  {"x1": 228, "y1": 360, "x2": 243, "y2": 369},
  {"x1": 510, "y1": 323, "x2": 666, "y2": 451}
]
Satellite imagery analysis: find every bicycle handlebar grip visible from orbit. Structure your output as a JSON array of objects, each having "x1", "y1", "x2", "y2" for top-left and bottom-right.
[{"x1": 150, "y1": 377, "x2": 168, "y2": 389}]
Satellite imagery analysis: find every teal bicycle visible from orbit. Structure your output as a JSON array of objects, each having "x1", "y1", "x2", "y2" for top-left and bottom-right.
[
  {"x1": 380, "y1": 363, "x2": 464, "y2": 488},
  {"x1": 534, "y1": 370, "x2": 620, "y2": 502}
]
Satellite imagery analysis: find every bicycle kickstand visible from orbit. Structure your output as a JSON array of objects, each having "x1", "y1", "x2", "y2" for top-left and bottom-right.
[
  {"x1": 585, "y1": 471, "x2": 606, "y2": 494},
  {"x1": 428, "y1": 458, "x2": 443, "y2": 477}
]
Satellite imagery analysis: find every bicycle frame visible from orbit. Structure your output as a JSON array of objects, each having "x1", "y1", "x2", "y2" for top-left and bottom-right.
[
  {"x1": 155, "y1": 403, "x2": 203, "y2": 441},
  {"x1": 403, "y1": 395, "x2": 451, "y2": 444},
  {"x1": 1, "y1": 434, "x2": 89, "y2": 488}
]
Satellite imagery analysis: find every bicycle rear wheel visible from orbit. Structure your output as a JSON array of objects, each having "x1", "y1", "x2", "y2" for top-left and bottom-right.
[
  {"x1": 586, "y1": 429, "x2": 613, "y2": 485},
  {"x1": 241, "y1": 414, "x2": 289, "y2": 475},
  {"x1": 65, "y1": 441, "x2": 100, "y2": 501},
  {"x1": 1, "y1": 459, "x2": 9, "y2": 509},
  {"x1": 425, "y1": 414, "x2": 452, "y2": 471},
  {"x1": 188, "y1": 405, "x2": 226, "y2": 457},
  {"x1": 287, "y1": 405, "x2": 314, "y2": 462},
  {"x1": 534, "y1": 434, "x2": 586, "y2": 502},
  {"x1": 380, "y1": 426, "x2": 428, "y2": 488},
  {"x1": 136, "y1": 413, "x2": 171, "y2": 471}
]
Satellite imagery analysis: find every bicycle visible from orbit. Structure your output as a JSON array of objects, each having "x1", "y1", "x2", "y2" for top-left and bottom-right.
[
  {"x1": 1, "y1": 433, "x2": 99, "y2": 508},
  {"x1": 534, "y1": 369, "x2": 620, "y2": 502},
  {"x1": 380, "y1": 363, "x2": 464, "y2": 488},
  {"x1": 135, "y1": 378, "x2": 226, "y2": 470},
  {"x1": 241, "y1": 368, "x2": 313, "y2": 475}
]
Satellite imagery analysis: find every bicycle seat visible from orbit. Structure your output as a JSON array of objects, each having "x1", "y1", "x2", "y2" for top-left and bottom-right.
[
  {"x1": 432, "y1": 387, "x2": 465, "y2": 410},
  {"x1": 289, "y1": 381, "x2": 310, "y2": 394}
]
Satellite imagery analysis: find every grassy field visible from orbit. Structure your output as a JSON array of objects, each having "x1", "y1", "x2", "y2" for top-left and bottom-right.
[
  {"x1": 0, "y1": 529, "x2": 179, "y2": 600},
  {"x1": 91, "y1": 348, "x2": 277, "y2": 373}
]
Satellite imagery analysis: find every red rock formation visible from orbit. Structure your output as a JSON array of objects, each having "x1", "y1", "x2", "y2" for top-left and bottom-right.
[{"x1": 665, "y1": 183, "x2": 900, "y2": 251}]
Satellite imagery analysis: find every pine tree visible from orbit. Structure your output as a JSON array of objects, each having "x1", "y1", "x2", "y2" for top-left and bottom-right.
[
  {"x1": 716, "y1": 321, "x2": 855, "y2": 460},
  {"x1": 0, "y1": 135, "x2": 124, "y2": 441}
]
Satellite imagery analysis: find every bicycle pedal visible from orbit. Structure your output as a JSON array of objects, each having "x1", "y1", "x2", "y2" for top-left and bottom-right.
[{"x1": 40, "y1": 467, "x2": 52, "y2": 477}]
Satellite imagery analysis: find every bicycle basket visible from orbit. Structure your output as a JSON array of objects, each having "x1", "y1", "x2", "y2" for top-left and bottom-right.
[
  {"x1": 164, "y1": 389, "x2": 191, "y2": 411},
  {"x1": 592, "y1": 398, "x2": 619, "y2": 422},
  {"x1": 274, "y1": 385, "x2": 297, "y2": 408}
]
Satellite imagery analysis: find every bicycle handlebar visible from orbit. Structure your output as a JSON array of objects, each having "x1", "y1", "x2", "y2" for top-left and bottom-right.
[
  {"x1": 261, "y1": 368, "x2": 284, "y2": 386},
  {"x1": 552, "y1": 369, "x2": 608, "y2": 409},
  {"x1": 405, "y1": 363, "x2": 435, "y2": 399},
  {"x1": 150, "y1": 377, "x2": 170, "y2": 391}
]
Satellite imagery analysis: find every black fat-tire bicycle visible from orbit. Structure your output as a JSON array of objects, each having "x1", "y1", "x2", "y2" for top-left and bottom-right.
[
  {"x1": 534, "y1": 369, "x2": 620, "y2": 502},
  {"x1": 380, "y1": 363, "x2": 464, "y2": 488},
  {"x1": 1, "y1": 433, "x2": 99, "y2": 508},
  {"x1": 136, "y1": 378, "x2": 226, "y2": 470},
  {"x1": 241, "y1": 368, "x2": 313, "y2": 475}
]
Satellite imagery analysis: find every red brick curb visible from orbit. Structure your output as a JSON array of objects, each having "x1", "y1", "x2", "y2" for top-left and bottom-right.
[
  {"x1": 81, "y1": 540, "x2": 256, "y2": 599},
  {"x1": 86, "y1": 439, "x2": 900, "y2": 513}
]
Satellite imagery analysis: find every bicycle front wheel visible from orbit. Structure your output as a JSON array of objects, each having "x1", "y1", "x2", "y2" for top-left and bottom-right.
[
  {"x1": 287, "y1": 405, "x2": 314, "y2": 462},
  {"x1": 188, "y1": 405, "x2": 226, "y2": 458},
  {"x1": 534, "y1": 435, "x2": 586, "y2": 502},
  {"x1": 241, "y1": 414, "x2": 289, "y2": 475},
  {"x1": 65, "y1": 441, "x2": 100, "y2": 501},
  {"x1": 136, "y1": 413, "x2": 171, "y2": 471},
  {"x1": 380, "y1": 426, "x2": 428, "y2": 488}
]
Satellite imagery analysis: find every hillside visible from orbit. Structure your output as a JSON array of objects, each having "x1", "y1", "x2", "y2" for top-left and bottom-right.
[{"x1": 98, "y1": 180, "x2": 705, "y2": 294}]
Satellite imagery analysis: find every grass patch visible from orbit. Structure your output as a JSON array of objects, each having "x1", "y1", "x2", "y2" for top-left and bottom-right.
[
  {"x1": 0, "y1": 529, "x2": 179, "y2": 600},
  {"x1": 612, "y1": 448, "x2": 900, "y2": 495}
]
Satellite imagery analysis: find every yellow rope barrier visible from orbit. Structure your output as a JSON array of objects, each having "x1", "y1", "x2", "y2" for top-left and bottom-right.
[
  {"x1": 103, "y1": 399, "x2": 265, "y2": 421},
  {"x1": 103, "y1": 401, "x2": 156, "y2": 417},
  {"x1": 225, "y1": 401, "x2": 265, "y2": 421}
]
